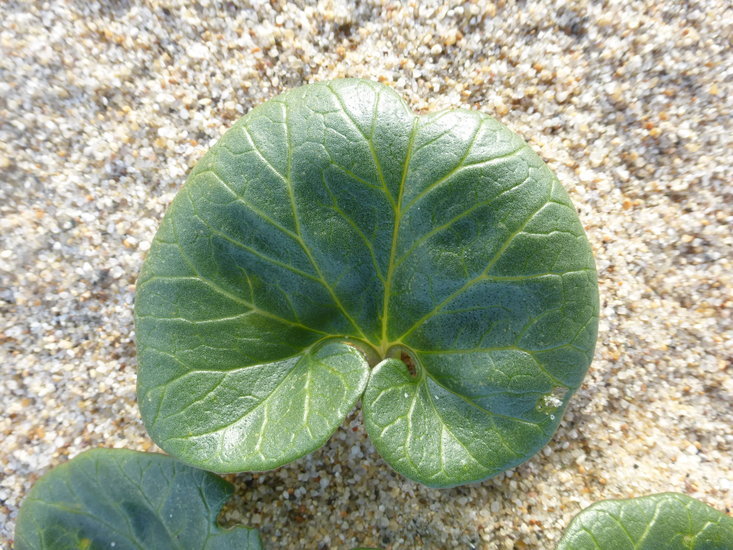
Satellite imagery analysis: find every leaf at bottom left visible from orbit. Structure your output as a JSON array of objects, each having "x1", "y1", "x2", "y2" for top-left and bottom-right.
[{"x1": 14, "y1": 448, "x2": 262, "y2": 550}]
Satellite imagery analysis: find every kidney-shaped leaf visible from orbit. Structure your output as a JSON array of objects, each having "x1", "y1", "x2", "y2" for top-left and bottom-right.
[
  {"x1": 557, "y1": 493, "x2": 733, "y2": 550},
  {"x1": 135, "y1": 78, "x2": 599, "y2": 487},
  {"x1": 14, "y1": 449, "x2": 262, "y2": 550}
]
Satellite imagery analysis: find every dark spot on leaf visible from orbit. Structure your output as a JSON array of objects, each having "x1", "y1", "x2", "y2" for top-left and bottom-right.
[{"x1": 401, "y1": 351, "x2": 416, "y2": 377}]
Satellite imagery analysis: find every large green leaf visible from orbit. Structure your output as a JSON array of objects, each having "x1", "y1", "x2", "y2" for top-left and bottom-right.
[
  {"x1": 135, "y1": 78, "x2": 599, "y2": 486},
  {"x1": 556, "y1": 493, "x2": 733, "y2": 549},
  {"x1": 14, "y1": 449, "x2": 262, "y2": 550}
]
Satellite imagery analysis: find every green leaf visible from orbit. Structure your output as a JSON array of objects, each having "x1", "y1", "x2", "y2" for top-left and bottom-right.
[
  {"x1": 556, "y1": 493, "x2": 733, "y2": 550},
  {"x1": 136, "y1": 78, "x2": 599, "y2": 486},
  {"x1": 14, "y1": 449, "x2": 262, "y2": 550}
]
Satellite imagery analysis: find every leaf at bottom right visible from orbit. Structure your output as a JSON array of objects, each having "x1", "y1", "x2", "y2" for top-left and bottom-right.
[{"x1": 557, "y1": 492, "x2": 733, "y2": 550}]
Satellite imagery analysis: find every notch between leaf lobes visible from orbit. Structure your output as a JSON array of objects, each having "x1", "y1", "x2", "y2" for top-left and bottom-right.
[{"x1": 340, "y1": 338, "x2": 421, "y2": 378}]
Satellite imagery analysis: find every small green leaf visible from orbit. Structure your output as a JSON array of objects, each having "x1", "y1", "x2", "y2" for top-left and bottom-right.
[
  {"x1": 136, "y1": 78, "x2": 599, "y2": 486},
  {"x1": 556, "y1": 493, "x2": 733, "y2": 550},
  {"x1": 14, "y1": 449, "x2": 262, "y2": 550}
]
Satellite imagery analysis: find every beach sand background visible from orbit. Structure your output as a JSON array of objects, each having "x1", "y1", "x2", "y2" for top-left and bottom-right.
[{"x1": 1, "y1": 1, "x2": 732, "y2": 548}]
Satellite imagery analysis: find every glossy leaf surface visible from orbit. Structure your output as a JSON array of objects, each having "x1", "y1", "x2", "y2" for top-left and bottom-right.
[
  {"x1": 557, "y1": 493, "x2": 733, "y2": 550},
  {"x1": 14, "y1": 449, "x2": 262, "y2": 550},
  {"x1": 136, "y1": 79, "x2": 599, "y2": 486}
]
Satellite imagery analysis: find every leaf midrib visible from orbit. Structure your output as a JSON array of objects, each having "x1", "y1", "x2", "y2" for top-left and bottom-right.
[{"x1": 380, "y1": 116, "x2": 419, "y2": 353}]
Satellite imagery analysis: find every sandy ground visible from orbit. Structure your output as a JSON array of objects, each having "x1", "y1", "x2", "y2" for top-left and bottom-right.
[{"x1": 1, "y1": 1, "x2": 732, "y2": 548}]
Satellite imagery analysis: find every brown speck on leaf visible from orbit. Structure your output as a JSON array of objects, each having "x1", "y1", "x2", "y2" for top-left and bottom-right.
[{"x1": 401, "y1": 352, "x2": 416, "y2": 377}]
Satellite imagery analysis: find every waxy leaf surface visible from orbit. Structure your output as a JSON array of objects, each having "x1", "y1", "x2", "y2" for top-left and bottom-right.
[
  {"x1": 14, "y1": 449, "x2": 262, "y2": 550},
  {"x1": 136, "y1": 79, "x2": 599, "y2": 486},
  {"x1": 557, "y1": 493, "x2": 733, "y2": 550}
]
